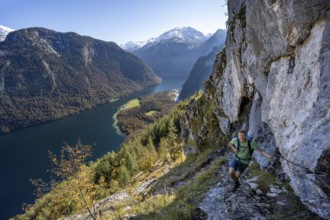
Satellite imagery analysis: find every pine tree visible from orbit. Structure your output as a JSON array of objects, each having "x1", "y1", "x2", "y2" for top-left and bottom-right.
[
  {"x1": 117, "y1": 165, "x2": 130, "y2": 186},
  {"x1": 158, "y1": 137, "x2": 170, "y2": 162},
  {"x1": 167, "y1": 119, "x2": 182, "y2": 161},
  {"x1": 126, "y1": 151, "x2": 139, "y2": 174}
]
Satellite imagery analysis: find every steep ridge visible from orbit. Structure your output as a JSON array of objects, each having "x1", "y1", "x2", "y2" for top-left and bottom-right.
[
  {"x1": 180, "y1": 0, "x2": 330, "y2": 218},
  {"x1": 195, "y1": 29, "x2": 226, "y2": 57},
  {"x1": 179, "y1": 29, "x2": 226, "y2": 100},
  {"x1": 0, "y1": 27, "x2": 161, "y2": 134},
  {"x1": 179, "y1": 44, "x2": 224, "y2": 100}
]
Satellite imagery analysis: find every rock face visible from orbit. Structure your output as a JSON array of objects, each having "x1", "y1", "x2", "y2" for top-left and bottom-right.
[
  {"x1": 181, "y1": 0, "x2": 330, "y2": 218},
  {"x1": 0, "y1": 27, "x2": 161, "y2": 134}
]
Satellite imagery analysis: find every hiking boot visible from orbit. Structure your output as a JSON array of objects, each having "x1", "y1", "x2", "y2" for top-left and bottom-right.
[{"x1": 231, "y1": 181, "x2": 240, "y2": 192}]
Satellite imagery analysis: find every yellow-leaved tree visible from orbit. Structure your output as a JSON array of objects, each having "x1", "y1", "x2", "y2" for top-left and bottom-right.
[{"x1": 31, "y1": 140, "x2": 97, "y2": 219}]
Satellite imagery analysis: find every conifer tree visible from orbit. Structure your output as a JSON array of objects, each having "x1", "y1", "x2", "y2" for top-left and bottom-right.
[
  {"x1": 117, "y1": 165, "x2": 130, "y2": 186},
  {"x1": 138, "y1": 137, "x2": 157, "y2": 171},
  {"x1": 158, "y1": 137, "x2": 170, "y2": 162},
  {"x1": 167, "y1": 119, "x2": 182, "y2": 161},
  {"x1": 93, "y1": 157, "x2": 111, "y2": 183},
  {"x1": 126, "y1": 151, "x2": 139, "y2": 174}
]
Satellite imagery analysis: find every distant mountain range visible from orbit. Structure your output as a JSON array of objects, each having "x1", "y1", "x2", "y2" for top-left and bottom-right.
[
  {"x1": 0, "y1": 27, "x2": 161, "y2": 134},
  {"x1": 122, "y1": 27, "x2": 208, "y2": 51},
  {"x1": 0, "y1": 25, "x2": 14, "y2": 41},
  {"x1": 122, "y1": 27, "x2": 226, "y2": 79}
]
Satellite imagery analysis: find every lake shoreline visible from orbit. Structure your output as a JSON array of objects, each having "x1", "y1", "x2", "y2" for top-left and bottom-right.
[
  {"x1": 0, "y1": 85, "x2": 158, "y2": 137},
  {"x1": 0, "y1": 79, "x2": 185, "y2": 220}
]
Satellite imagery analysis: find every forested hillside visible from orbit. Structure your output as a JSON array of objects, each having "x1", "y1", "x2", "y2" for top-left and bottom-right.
[
  {"x1": 12, "y1": 93, "x2": 191, "y2": 220},
  {"x1": 0, "y1": 27, "x2": 161, "y2": 134}
]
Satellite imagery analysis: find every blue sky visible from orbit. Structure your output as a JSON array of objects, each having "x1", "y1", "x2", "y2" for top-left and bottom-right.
[{"x1": 1, "y1": 0, "x2": 228, "y2": 45}]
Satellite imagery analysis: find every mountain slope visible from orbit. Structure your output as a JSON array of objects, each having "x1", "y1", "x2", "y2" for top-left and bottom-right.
[
  {"x1": 0, "y1": 25, "x2": 14, "y2": 41},
  {"x1": 194, "y1": 29, "x2": 226, "y2": 56},
  {"x1": 130, "y1": 27, "x2": 225, "y2": 79},
  {"x1": 0, "y1": 27, "x2": 161, "y2": 134},
  {"x1": 179, "y1": 44, "x2": 224, "y2": 100}
]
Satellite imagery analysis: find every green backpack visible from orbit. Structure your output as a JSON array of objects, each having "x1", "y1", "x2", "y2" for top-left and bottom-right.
[{"x1": 236, "y1": 137, "x2": 254, "y2": 159}]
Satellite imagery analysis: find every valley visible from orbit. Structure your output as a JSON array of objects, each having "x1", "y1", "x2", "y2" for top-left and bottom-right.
[{"x1": 0, "y1": 79, "x2": 184, "y2": 220}]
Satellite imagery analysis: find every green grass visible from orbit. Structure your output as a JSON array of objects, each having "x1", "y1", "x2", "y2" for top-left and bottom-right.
[
  {"x1": 132, "y1": 156, "x2": 225, "y2": 219},
  {"x1": 177, "y1": 158, "x2": 225, "y2": 204},
  {"x1": 130, "y1": 193, "x2": 176, "y2": 215},
  {"x1": 124, "y1": 99, "x2": 140, "y2": 109},
  {"x1": 152, "y1": 148, "x2": 216, "y2": 189},
  {"x1": 248, "y1": 162, "x2": 276, "y2": 192},
  {"x1": 145, "y1": 110, "x2": 158, "y2": 116},
  {"x1": 133, "y1": 198, "x2": 194, "y2": 220},
  {"x1": 187, "y1": 138, "x2": 197, "y2": 148}
]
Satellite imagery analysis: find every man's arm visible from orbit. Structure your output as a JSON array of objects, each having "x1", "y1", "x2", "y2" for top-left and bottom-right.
[
  {"x1": 229, "y1": 143, "x2": 237, "y2": 153},
  {"x1": 258, "y1": 149, "x2": 272, "y2": 160}
]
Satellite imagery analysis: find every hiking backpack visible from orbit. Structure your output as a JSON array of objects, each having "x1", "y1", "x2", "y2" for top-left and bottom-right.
[{"x1": 236, "y1": 137, "x2": 254, "y2": 158}]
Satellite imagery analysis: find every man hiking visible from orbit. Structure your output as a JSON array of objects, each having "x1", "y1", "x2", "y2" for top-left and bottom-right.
[{"x1": 228, "y1": 130, "x2": 272, "y2": 192}]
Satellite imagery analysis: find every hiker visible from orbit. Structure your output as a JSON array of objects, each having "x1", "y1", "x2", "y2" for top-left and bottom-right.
[{"x1": 228, "y1": 130, "x2": 272, "y2": 192}]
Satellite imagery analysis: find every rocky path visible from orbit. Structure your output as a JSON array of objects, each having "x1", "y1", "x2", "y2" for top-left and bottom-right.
[
  {"x1": 198, "y1": 154, "x2": 321, "y2": 220},
  {"x1": 199, "y1": 164, "x2": 272, "y2": 219},
  {"x1": 63, "y1": 151, "x2": 321, "y2": 220}
]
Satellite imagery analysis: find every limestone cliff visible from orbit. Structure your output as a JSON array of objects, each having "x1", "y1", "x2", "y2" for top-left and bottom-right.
[{"x1": 181, "y1": 0, "x2": 329, "y2": 218}]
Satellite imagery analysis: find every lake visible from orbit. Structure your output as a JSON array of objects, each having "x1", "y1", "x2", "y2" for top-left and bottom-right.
[{"x1": 0, "y1": 78, "x2": 185, "y2": 219}]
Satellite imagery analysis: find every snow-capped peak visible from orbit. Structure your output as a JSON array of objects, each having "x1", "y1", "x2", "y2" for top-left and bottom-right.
[
  {"x1": 121, "y1": 40, "x2": 148, "y2": 51},
  {"x1": 157, "y1": 27, "x2": 206, "y2": 44},
  {"x1": 0, "y1": 25, "x2": 14, "y2": 41},
  {"x1": 121, "y1": 37, "x2": 158, "y2": 51},
  {"x1": 122, "y1": 27, "x2": 207, "y2": 51}
]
